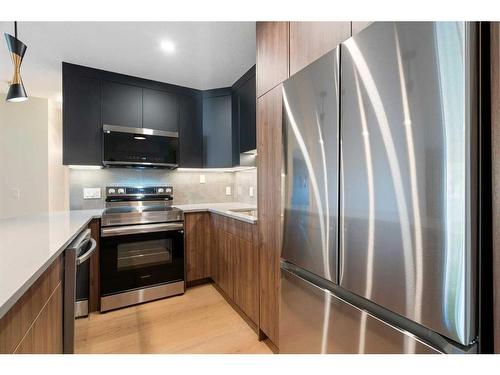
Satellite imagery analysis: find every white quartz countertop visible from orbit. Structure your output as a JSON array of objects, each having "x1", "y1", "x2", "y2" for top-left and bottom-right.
[
  {"x1": 174, "y1": 202, "x2": 257, "y2": 224},
  {"x1": 0, "y1": 209, "x2": 103, "y2": 319}
]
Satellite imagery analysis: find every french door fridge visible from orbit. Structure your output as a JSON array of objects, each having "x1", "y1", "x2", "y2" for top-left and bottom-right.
[{"x1": 280, "y1": 22, "x2": 479, "y2": 354}]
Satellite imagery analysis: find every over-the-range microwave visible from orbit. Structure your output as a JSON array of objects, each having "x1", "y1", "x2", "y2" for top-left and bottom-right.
[{"x1": 102, "y1": 124, "x2": 179, "y2": 169}]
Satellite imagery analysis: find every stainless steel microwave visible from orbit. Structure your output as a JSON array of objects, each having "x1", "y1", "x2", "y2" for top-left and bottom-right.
[{"x1": 102, "y1": 124, "x2": 179, "y2": 168}]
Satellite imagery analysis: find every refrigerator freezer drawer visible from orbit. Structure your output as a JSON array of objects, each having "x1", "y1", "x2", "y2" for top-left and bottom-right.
[
  {"x1": 280, "y1": 267, "x2": 441, "y2": 354},
  {"x1": 339, "y1": 21, "x2": 477, "y2": 346}
]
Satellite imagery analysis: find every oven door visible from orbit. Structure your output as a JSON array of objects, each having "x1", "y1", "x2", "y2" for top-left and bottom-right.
[{"x1": 100, "y1": 222, "x2": 184, "y2": 297}]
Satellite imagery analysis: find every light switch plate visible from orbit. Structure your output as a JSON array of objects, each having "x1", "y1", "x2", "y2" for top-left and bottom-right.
[
  {"x1": 83, "y1": 187, "x2": 101, "y2": 199},
  {"x1": 225, "y1": 186, "x2": 232, "y2": 196},
  {"x1": 199, "y1": 174, "x2": 206, "y2": 184},
  {"x1": 249, "y1": 186, "x2": 254, "y2": 197}
]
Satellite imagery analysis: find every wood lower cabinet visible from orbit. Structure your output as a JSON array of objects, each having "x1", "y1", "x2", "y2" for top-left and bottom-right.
[
  {"x1": 289, "y1": 22, "x2": 351, "y2": 75},
  {"x1": 256, "y1": 22, "x2": 289, "y2": 97},
  {"x1": 0, "y1": 254, "x2": 63, "y2": 354},
  {"x1": 185, "y1": 213, "x2": 259, "y2": 326},
  {"x1": 185, "y1": 212, "x2": 212, "y2": 282},
  {"x1": 212, "y1": 215, "x2": 258, "y2": 325},
  {"x1": 214, "y1": 228, "x2": 235, "y2": 299},
  {"x1": 233, "y1": 231, "x2": 259, "y2": 324},
  {"x1": 14, "y1": 284, "x2": 63, "y2": 354}
]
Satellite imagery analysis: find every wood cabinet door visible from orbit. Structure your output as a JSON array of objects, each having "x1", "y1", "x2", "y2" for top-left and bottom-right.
[
  {"x1": 14, "y1": 284, "x2": 63, "y2": 354},
  {"x1": 256, "y1": 22, "x2": 289, "y2": 97},
  {"x1": 351, "y1": 21, "x2": 373, "y2": 36},
  {"x1": 143, "y1": 88, "x2": 179, "y2": 131},
  {"x1": 289, "y1": 22, "x2": 350, "y2": 75},
  {"x1": 185, "y1": 213, "x2": 211, "y2": 282},
  {"x1": 233, "y1": 236, "x2": 259, "y2": 324},
  {"x1": 216, "y1": 229, "x2": 234, "y2": 300},
  {"x1": 257, "y1": 85, "x2": 283, "y2": 345},
  {"x1": 101, "y1": 80, "x2": 143, "y2": 128},
  {"x1": 62, "y1": 74, "x2": 102, "y2": 165}
]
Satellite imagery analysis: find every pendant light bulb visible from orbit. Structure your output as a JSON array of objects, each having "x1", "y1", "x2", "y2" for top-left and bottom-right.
[{"x1": 4, "y1": 21, "x2": 28, "y2": 102}]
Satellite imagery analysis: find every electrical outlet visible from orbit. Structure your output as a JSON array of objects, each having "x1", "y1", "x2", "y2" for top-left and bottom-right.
[
  {"x1": 225, "y1": 186, "x2": 232, "y2": 196},
  {"x1": 249, "y1": 186, "x2": 254, "y2": 197},
  {"x1": 199, "y1": 174, "x2": 206, "y2": 184},
  {"x1": 10, "y1": 188, "x2": 20, "y2": 200},
  {"x1": 83, "y1": 187, "x2": 101, "y2": 199}
]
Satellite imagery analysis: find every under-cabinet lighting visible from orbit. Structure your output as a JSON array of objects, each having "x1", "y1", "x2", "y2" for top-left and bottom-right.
[
  {"x1": 242, "y1": 149, "x2": 257, "y2": 155},
  {"x1": 177, "y1": 166, "x2": 256, "y2": 173},
  {"x1": 68, "y1": 165, "x2": 103, "y2": 170}
]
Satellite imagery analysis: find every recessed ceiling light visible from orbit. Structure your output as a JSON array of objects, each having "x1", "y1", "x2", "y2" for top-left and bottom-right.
[{"x1": 160, "y1": 40, "x2": 175, "y2": 54}]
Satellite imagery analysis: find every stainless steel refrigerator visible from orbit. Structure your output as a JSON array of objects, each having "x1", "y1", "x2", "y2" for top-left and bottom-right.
[{"x1": 280, "y1": 22, "x2": 480, "y2": 354}]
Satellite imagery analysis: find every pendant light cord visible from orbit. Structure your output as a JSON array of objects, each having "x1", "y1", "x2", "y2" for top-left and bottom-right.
[{"x1": 14, "y1": 21, "x2": 17, "y2": 39}]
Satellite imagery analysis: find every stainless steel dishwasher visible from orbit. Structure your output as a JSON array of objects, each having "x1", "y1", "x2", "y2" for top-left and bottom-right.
[{"x1": 63, "y1": 228, "x2": 97, "y2": 354}]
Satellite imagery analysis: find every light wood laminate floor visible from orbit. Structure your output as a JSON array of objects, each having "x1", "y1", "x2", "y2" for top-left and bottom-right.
[{"x1": 75, "y1": 283, "x2": 273, "y2": 354}]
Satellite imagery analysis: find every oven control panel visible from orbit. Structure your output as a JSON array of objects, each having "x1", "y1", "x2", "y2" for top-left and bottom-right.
[{"x1": 106, "y1": 186, "x2": 173, "y2": 197}]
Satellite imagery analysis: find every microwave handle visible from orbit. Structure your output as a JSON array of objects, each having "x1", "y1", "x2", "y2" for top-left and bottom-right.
[{"x1": 101, "y1": 222, "x2": 184, "y2": 237}]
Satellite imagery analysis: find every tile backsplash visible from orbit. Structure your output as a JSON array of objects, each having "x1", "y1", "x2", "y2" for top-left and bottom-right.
[{"x1": 69, "y1": 167, "x2": 257, "y2": 210}]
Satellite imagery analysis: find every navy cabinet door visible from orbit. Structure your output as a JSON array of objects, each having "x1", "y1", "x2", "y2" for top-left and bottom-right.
[
  {"x1": 203, "y1": 94, "x2": 233, "y2": 168},
  {"x1": 238, "y1": 74, "x2": 256, "y2": 152},
  {"x1": 178, "y1": 94, "x2": 203, "y2": 167},
  {"x1": 63, "y1": 74, "x2": 102, "y2": 165},
  {"x1": 101, "y1": 80, "x2": 142, "y2": 128},
  {"x1": 143, "y1": 88, "x2": 179, "y2": 131}
]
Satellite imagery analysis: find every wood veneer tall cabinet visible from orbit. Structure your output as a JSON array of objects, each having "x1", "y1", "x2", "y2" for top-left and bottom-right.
[
  {"x1": 257, "y1": 84, "x2": 284, "y2": 347},
  {"x1": 256, "y1": 22, "x2": 289, "y2": 97},
  {"x1": 256, "y1": 20, "x2": 371, "y2": 351},
  {"x1": 289, "y1": 22, "x2": 350, "y2": 75}
]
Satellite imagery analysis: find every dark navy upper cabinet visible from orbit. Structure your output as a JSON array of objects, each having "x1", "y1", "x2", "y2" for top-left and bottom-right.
[
  {"x1": 143, "y1": 88, "x2": 179, "y2": 131},
  {"x1": 62, "y1": 62, "x2": 255, "y2": 169},
  {"x1": 232, "y1": 66, "x2": 256, "y2": 153},
  {"x1": 178, "y1": 94, "x2": 203, "y2": 167},
  {"x1": 63, "y1": 70, "x2": 102, "y2": 166},
  {"x1": 202, "y1": 89, "x2": 235, "y2": 168},
  {"x1": 101, "y1": 80, "x2": 142, "y2": 128}
]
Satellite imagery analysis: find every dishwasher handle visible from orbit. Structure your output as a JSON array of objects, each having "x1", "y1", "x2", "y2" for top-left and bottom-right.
[{"x1": 76, "y1": 238, "x2": 97, "y2": 265}]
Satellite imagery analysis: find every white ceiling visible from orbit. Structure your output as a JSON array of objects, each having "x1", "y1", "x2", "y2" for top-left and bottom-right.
[{"x1": 0, "y1": 22, "x2": 256, "y2": 100}]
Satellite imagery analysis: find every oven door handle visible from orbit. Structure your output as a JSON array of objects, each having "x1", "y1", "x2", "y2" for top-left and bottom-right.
[
  {"x1": 101, "y1": 222, "x2": 184, "y2": 237},
  {"x1": 76, "y1": 238, "x2": 97, "y2": 265}
]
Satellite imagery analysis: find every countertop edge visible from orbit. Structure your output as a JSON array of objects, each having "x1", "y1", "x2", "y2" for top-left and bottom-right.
[
  {"x1": 178, "y1": 205, "x2": 257, "y2": 224},
  {"x1": 0, "y1": 214, "x2": 100, "y2": 320},
  {"x1": 207, "y1": 208, "x2": 257, "y2": 224}
]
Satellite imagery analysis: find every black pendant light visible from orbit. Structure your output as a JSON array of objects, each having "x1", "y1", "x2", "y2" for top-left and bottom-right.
[{"x1": 4, "y1": 21, "x2": 28, "y2": 102}]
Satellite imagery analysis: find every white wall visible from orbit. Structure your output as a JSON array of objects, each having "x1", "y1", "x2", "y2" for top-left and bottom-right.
[
  {"x1": 48, "y1": 100, "x2": 69, "y2": 212},
  {"x1": 0, "y1": 96, "x2": 68, "y2": 219}
]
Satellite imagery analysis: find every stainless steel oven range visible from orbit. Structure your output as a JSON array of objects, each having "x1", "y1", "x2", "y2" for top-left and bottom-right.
[{"x1": 100, "y1": 185, "x2": 184, "y2": 312}]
